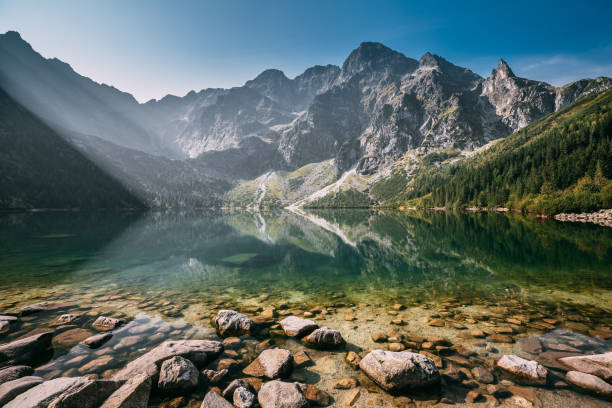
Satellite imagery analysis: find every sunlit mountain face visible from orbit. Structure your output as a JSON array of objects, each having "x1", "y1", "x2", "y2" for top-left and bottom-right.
[{"x1": 1, "y1": 31, "x2": 610, "y2": 210}]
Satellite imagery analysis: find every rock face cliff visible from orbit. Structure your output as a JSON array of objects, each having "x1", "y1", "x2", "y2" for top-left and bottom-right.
[{"x1": 0, "y1": 31, "x2": 610, "y2": 208}]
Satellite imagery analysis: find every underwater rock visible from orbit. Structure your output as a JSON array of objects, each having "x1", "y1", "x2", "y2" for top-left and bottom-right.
[
  {"x1": 92, "y1": 317, "x2": 124, "y2": 331},
  {"x1": 81, "y1": 333, "x2": 112, "y2": 349},
  {"x1": 559, "y1": 352, "x2": 612, "y2": 381},
  {"x1": 565, "y1": 371, "x2": 612, "y2": 399}
]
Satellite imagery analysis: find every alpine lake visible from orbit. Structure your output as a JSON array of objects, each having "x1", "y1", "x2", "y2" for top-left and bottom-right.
[{"x1": 0, "y1": 209, "x2": 610, "y2": 407}]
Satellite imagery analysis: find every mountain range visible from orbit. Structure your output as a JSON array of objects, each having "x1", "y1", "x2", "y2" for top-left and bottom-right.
[{"x1": 0, "y1": 30, "x2": 610, "y2": 210}]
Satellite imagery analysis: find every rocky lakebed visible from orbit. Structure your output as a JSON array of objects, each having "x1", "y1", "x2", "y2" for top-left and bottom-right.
[{"x1": 0, "y1": 290, "x2": 611, "y2": 408}]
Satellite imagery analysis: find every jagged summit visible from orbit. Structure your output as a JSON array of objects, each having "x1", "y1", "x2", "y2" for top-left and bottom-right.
[{"x1": 493, "y1": 58, "x2": 515, "y2": 78}]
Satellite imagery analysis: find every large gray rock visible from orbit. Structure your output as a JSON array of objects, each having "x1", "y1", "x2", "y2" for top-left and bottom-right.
[
  {"x1": 4, "y1": 377, "x2": 89, "y2": 408},
  {"x1": 303, "y1": 327, "x2": 345, "y2": 349},
  {"x1": 234, "y1": 386, "x2": 255, "y2": 408},
  {"x1": 359, "y1": 350, "x2": 440, "y2": 392},
  {"x1": 559, "y1": 352, "x2": 612, "y2": 381},
  {"x1": 0, "y1": 331, "x2": 53, "y2": 367},
  {"x1": 113, "y1": 340, "x2": 223, "y2": 381},
  {"x1": 48, "y1": 379, "x2": 121, "y2": 408},
  {"x1": 280, "y1": 316, "x2": 318, "y2": 337},
  {"x1": 92, "y1": 316, "x2": 125, "y2": 331},
  {"x1": 0, "y1": 365, "x2": 33, "y2": 385},
  {"x1": 214, "y1": 310, "x2": 253, "y2": 337},
  {"x1": 566, "y1": 371, "x2": 612, "y2": 399},
  {"x1": 243, "y1": 348, "x2": 293, "y2": 379},
  {"x1": 257, "y1": 380, "x2": 308, "y2": 408},
  {"x1": 100, "y1": 373, "x2": 151, "y2": 408},
  {"x1": 157, "y1": 356, "x2": 199, "y2": 393},
  {"x1": 0, "y1": 376, "x2": 44, "y2": 406},
  {"x1": 201, "y1": 390, "x2": 232, "y2": 408},
  {"x1": 496, "y1": 354, "x2": 548, "y2": 385}
]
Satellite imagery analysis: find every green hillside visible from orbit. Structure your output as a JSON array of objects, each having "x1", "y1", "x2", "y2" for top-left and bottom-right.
[{"x1": 393, "y1": 89, "x2": 612, "y2": 214}]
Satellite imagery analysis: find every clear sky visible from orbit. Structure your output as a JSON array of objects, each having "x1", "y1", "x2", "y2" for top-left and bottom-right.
[{"x1": 1, "y1": 0, "x2": 611, "y2": 102}]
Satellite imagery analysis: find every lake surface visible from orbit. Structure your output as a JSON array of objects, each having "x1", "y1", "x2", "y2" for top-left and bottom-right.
[
  {"x1": 1, "y1": 210, "x2": 611, "y2": 406},
  {"x1": 1, "y1": 209, "x2": 611, "y2": 310}
]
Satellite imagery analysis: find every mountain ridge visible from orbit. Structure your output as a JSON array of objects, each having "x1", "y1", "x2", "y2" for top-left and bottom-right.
[{"x1": 0, "y1": 30, "x2": 610, "y2": 211}]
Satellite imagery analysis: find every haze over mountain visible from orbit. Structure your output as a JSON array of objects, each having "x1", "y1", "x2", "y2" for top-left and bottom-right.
[{"x1": 0, "y1": 30, "x2": 610, "y2": 210}]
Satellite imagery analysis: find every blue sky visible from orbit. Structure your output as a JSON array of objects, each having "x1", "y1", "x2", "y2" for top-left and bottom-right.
[{"x1": 1, "y1": 0, "x2": 611, "y2": 102}]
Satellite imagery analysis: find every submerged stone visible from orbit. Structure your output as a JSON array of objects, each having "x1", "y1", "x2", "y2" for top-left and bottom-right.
[
  {"x1": 201, "y1": 390, "x2": 232, "y2": 408},
  {"x1": 92, "y1": 317, "x2": 124, "y2": 331}
]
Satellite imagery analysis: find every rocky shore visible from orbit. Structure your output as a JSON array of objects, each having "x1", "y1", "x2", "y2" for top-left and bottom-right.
[
  {"x1": 554, "y1": 209, "x2": 612, "y2": 227},
  {"x1": 0, "y1": 297, "x2": 611, "y2": 407}
]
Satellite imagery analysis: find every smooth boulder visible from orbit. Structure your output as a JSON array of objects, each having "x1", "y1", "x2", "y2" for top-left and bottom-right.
[
  {"x1": 303, "y1": 327, "x2": 345, "y2": 349},
  {"x1": 100, "y1": 373, "x2": 151, "y2": 408},
  {"x1": 257, "y1": 380, "x2": 308, "y2": 408},
  {"x1": 359, "y1": 350, "x2": 440, "y2": 392},
  {"x1": 48, "y1": 379, "x2": 121, "y2": 408},
  {"x1": 243, "y1": 348, "x2": 293, "y2": 379},
  {"x1": 214, "y1": 310, "x2": 253, "y2": 337},
  {"x1": 280, "y1": 316, "x2": 318, "y2": 337},
  {"x1": 566, "y1": 370, "x2": 612, "y2": 399},
  {"x1": 158, "y1": 356, "x2": 199, "y2": 393},
  {"x1": 0, "y1": 365, "x2": 33, "y2": 385},
  {"x1": 0, "y1": 376, "x2": 44, "y2": 406},
  {"x1": 113, "y1": 340, "x2": 223, "y2": 381},
  {"x1": 0, "y1": 331, "x2": 53, "y2": 368},
  {"x1": 20, "y1": 302, "x2": 67, "y2": 316},
  {"x1": 496, "y1": 355, "x2": 548, "y2": 385},
  {"x1": 4, "y1": 377, "x2": 89, "y2": 408},
  {"x1": 559, "y1": 352, "x2": 612, "y2": 381}
]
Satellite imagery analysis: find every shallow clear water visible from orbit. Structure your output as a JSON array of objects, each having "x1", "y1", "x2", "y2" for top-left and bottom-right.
[
  {"x1": 1, "y1": 209, "x2": 611, "y2": 309},
  {"x1": 0, "y1": 210, "x2": 609, "y2": 308},
  {"x1": 1, "y1": 209, "x2": 611, "y2": 406}
]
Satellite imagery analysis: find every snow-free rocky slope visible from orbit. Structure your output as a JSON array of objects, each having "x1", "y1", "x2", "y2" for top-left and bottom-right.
[{"x1": 0, "y1": 31, "x2": 610, "y2": 209}]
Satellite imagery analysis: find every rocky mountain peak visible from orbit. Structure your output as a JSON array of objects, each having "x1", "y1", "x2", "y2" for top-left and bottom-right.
[
  {"x1": 340, "y1": 42, "x2": 417, "y2": 81},
  {"x1": 493, "y1": 58, "x2": 515, "y2": 79},
  {"x1": 419, "y1": 52, "x2": 441, "y2": 67}
]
